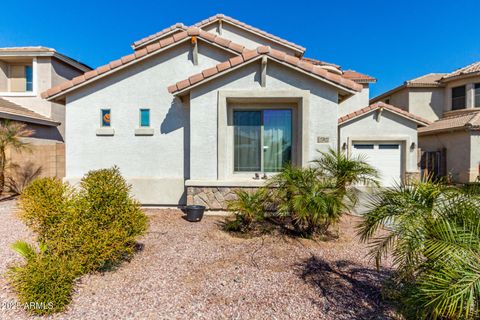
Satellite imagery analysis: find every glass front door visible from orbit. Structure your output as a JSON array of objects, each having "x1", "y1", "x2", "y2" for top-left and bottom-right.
[{"x1": 234, "y1": 109, "x2": 292, "y2": 173}]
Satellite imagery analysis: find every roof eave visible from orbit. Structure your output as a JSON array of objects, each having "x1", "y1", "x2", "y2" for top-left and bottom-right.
[
  {"x1": 339, "y1": 105, "x2": 430, "y2": 127},
  {"x1": 0, "y1": 112, "x2": 59, "y2": 127},
  {"x1": 440, "y1": 71, "x2": 480, "y2": 83},
  {"x1": 45, "y1": 36, "x2": 241, "y2": 103},
  {"x1": 0, "y1": 50, "x2": 91, "y2": 72},
  {"x1": 172, "y1": 55, "x2": 358, "y2": 97}
]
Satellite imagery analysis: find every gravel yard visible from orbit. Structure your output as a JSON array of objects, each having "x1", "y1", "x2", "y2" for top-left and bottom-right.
[{"x1": 0, "y1": 200, "x2": 397, "y2": 319}]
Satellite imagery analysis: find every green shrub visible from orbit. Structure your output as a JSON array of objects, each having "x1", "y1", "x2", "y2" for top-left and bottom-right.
[
  {"x1": 8, "y1": 253, "x2": 78, "y2": 315},
  {"x1": 18, "y1": 177, "x2": 74, "y2": 241},
  {"x1": 10, "y1": 166, "x2": 148, "y2": 314},
  {"x1": 225, "y1": 188, "x2": 267, "y2": 232}
]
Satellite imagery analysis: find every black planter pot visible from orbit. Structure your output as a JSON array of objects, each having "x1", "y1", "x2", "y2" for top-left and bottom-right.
[{"x1": 184, "y1": 205, "x2": 205, "y2": 222}]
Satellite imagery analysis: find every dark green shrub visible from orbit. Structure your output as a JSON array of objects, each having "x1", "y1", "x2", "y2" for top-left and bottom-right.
[
  {"x1": 10, "y1": 166, "x2": 148, "y2": 314},
  {"x1": 462, "y1": 182, "x2": 480, "y2": 195},
  {"x1": 225, "y1": 188, "x2": 267, "y2": 232}
]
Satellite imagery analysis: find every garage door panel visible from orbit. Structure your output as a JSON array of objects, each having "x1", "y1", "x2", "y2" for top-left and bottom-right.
[{"x1": 352, "y1": 142, "x2": 401, "y2": 187}]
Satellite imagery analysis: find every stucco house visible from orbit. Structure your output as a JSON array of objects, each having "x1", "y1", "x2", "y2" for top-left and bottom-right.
[
  {"x1": 42, "y1": 14, "x2": 426, "y2": 207},
  {"x1": 371, "y1": 61, "x2": 480, "y2": 183},
  {"x1": 0, "y1": 47, "x2": 90, "y2": 178}
]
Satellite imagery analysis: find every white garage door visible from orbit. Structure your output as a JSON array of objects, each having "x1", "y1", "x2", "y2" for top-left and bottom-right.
[{"x1": 351, "y1": 142, "x2": 402, "y2": 187}]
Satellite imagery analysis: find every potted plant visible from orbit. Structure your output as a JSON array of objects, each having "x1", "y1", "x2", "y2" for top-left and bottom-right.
[{"x1": 184, "y1": 205, "x2": 206, "y2": 222}]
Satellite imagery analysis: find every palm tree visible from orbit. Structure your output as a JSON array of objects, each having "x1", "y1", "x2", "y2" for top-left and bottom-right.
[
  {"x1": 358, "y1": 180, "x2": 480, "y2": 319},
  {"x1": 357, "y1": 181, "x2": 449, "y2": 278},
  {"x1": 313, "y1": 148, "x2": 379, "y2": 191},
  {"x1": 312, "y1": 148, "x2": 379, "y2": 211},
  {"x1": 0, "y1": 120, "x2": 33, "y2": 194},
  {"x1": 267, "y1": 165, "x2": 343, "y2": 236},
  {"x1": 414, "y1": 192, "x2": 480, "y2": 319},
  {"x1": 226, "y1": 188, "x2": 267, "y2": 231}
]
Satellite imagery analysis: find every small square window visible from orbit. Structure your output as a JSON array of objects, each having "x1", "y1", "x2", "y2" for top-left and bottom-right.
[
  {"x1": 140, "y1": 109, "x2": 150, "y2": 127},
  {"x1": 101, "y1": 109, "x2": 111, "y2": 127}
]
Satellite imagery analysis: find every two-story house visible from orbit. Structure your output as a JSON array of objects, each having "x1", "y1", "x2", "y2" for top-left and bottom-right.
[
  {"x1": 371, "y1": 61, "x2": 480, "y2": 183},
  {"x1": 0, "y1": 47, "x2": 90, "y2": 178}
]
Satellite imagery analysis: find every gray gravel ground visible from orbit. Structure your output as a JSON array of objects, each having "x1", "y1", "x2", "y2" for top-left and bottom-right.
[{"x1": 0, "y1": 200, "x2": 397, "y2": 319}]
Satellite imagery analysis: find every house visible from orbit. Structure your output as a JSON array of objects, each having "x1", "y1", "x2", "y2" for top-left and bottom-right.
[
  {"x1": 42, "y1": 14, "x2": 425, "y2": 207},
  {"x1": 371, "y1": 61, "x2": 480, "y2": 183},
  {"x1": 0, "y1": 47, "x2": 90, "y2": 178}
]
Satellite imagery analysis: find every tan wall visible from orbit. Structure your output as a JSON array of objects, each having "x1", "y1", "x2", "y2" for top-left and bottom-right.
[
  {"x1": 387, "y1": 88, "x2": 409, "y2": 110},
  {"x1": 409, "y1": 87, "x2": 444, "y2": 122},
  {"x1": 419, "y1": 131, "x2": 472, "y2": 182},
  {"x1": 7, "y1": 142, "x2": 65, "y2": 179}
]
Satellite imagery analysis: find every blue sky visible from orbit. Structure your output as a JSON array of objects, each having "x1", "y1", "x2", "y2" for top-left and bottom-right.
[{"x1": 1, "y1": 0, "x2": 479, "y2": 97}]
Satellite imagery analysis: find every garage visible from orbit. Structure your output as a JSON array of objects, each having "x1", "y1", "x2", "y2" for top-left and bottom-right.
[
  {"x1": 338, "y1": 102, "x2": 431, "y2": 188},
  {"x1": 351, "y1": 142, "x2": 402, "y2": 187}
]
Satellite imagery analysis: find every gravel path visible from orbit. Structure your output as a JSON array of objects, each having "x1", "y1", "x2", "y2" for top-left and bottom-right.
[{"x1": 0, "y1": 201, "x2": 397, "y2": 319}]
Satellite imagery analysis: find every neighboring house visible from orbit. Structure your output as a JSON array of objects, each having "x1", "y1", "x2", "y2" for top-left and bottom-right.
[
  {"x1": 42, "y1": 14, "x2": 423, "y2": 207},
  {"x1": 0, "y1": 47, "x2": 90, "y2": 178},
  {"x1": 371, "y1": 61, "x2": 480, "y2": 183}
]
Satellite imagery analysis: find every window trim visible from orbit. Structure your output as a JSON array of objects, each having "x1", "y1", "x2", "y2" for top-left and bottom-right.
[
  {"x1": 101, "y1": 108, "x2": 111, "y2": 127},
  {"x1": 474, "y1": 83, "x2": 480, "y2": 108},
  {"x1": 451, "y1": 85, "x2": 466, "y2": 110},
  {"x1": 231, "y1": 106, "x2": 295, "y2": 174}
]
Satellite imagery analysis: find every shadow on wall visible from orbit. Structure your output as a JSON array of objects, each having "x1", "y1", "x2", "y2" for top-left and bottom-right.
[
  {"x1": 29, "y1": 123, "x2": 63, "y2": 142},
  {"x1": 161, "y1": 98, "x2": 191, "y2": 202},
  {"x1": 297, "y1": 255, "x2": 396, "y2": 319},
  {"x1": 161, "y1": 99, "x2": 186, "y2": 134}
]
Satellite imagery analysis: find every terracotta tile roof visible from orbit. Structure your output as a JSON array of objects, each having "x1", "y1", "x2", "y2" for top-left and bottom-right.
[
  {"x1": 0, "y1": 98, "x2": 58, "y2": 126},
  {"x1": 418, "y1": 109, "x2": 480, "y2": 134},
  {"x1": 42, "y1": 28, "x2": 249, "y2": 101},
  {"x1": 167, "y1": 46, "x2": 362, "y2": 95},
  {"x1": 370, "y1": 73, "x2": 446, "y2": 103},
  {"x1": 342, "y1": 70, "x2": 376, "y2": 83},
  {"x1": 338, "y1": 102, "x2": 431, "y2": 126},
  {"x1": 299, "y1": 57, "x2": 340, "y2": 69},
  {"x1": 132, "y1": 23, "x2": 187, "y2": 50},
  {"x1": 194, "y1": 14, "x2": 306, "y2": 54},
  {"x1": 441, "y1": 61, "x2": 480, "y2": 81},
  {"x1": 406, "y1": 73, "x2": 445, "y2": 86}
]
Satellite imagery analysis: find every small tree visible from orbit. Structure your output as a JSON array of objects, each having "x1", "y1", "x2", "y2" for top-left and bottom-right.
[
  {"x1": 313, "y1": 148, "x2": 379, "y2": 210},
  {"x1": 0, "y1": 120, "x2": 33, "y2": 195}
]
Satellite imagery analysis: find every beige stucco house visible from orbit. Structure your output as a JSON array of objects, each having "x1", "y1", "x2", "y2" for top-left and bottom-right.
[
  {"x1": 42, "y1": 14, "x2": 425, "y2": 207},
  {"x1": 371, "y1": 61, "x2": 480, "y2": 182},
  {"x1": 0, "y1": 47, "x2": 90, "y2": 178}
]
